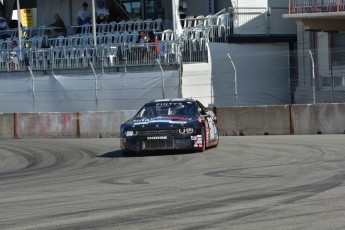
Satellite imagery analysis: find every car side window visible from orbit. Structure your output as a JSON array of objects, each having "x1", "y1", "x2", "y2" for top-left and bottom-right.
[{"x1": 196, "y1": 102, "x2": 207, "y2": 115}]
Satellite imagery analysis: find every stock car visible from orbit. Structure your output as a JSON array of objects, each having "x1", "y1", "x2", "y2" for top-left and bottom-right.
[{"x1": 120, "y1": 98, "x2": 219, "y2": 155}]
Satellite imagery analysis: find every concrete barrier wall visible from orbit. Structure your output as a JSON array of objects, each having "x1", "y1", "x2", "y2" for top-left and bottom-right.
[
  {"x1": 0, "y1": 113, "x2": 14, "y2": 139},
  {"x1": 17, "y1": 113, "x2": 77, "y2": 139},
  {"x1": 216, "y1": 105, "x2": 291, "y2": 136},
  {"x1": 79, "y1": 111, "x2": 137, "y2": 138},
  {"x1": 0, "y1": 104, "x2": 344, "y2": 139},
  {"x1": 292, "y1": 103, "x2": 345, "y2": 135}
]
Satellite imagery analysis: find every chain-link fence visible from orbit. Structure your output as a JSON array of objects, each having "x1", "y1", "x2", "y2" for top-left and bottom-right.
[{"x1": 2, "y1": 45, "x2": 345, "y2": 111}]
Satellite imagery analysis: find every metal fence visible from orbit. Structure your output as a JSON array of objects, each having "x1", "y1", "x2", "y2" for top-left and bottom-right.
[
  {"x1": 1, "y1": 47, "x2": 345, "y2": 110},
  {"x1": 0, "y1": 41, "x2": 182, "y2": 72},
  {"x1": 223, "y1": 48, "x2": 345, "y2": 106},
  {"x1": 288, "y1": 0, "x2": 345, "y2": 14}
]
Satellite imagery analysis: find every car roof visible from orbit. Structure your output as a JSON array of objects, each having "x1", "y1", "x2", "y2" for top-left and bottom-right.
[{"x1": 152, "y1": 98, "x2": 196, "y2": 103}]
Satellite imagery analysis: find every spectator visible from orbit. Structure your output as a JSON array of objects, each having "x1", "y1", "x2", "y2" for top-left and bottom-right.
[
  {"x1": 77, "y1": 2, "x2": 92, "y2": 26},
  {"x1": 138, "y1": 31, "x2": 149, "y2": 62},
  {"x1": 139, "y1": 30, "x2": 149, "y2": 43},
  {"x1": 49, "y1": 13, "x2": 67, "y2": 37},
  {"x1": 96, "y1": 0, "x2": 109, "y2": 23},
  {"x1": 149, "y1": 31, "x2": 161, "y2": 59},
  {"x1": 179, "y1": 0, "x2": 187, "y2": 27},
  {"x1": 9, "y1": 40, "x2": 24, "y2": 70}
]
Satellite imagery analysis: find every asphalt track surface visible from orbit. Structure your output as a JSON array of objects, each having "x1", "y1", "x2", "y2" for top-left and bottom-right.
[{"x1": 1, "y1": 135, "x2": 345, "y2": 230}]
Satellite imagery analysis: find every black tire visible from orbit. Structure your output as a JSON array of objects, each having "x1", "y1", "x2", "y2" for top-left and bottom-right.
[
  {"x1": 122, "y1": 150, "x2": 137, "y2": 157},
  {"x1": 197, "y1": 128, "x2": 206, "y2": 152}
]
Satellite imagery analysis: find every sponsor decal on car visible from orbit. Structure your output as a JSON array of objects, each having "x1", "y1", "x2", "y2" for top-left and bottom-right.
[{"x1": 147, "y1": 136, "x2": 168, "y2": 140}]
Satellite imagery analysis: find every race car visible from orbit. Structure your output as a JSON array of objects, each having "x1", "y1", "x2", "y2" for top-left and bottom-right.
[{"x1": 120, "y1": 98, "x2": 219, "y2": 155}]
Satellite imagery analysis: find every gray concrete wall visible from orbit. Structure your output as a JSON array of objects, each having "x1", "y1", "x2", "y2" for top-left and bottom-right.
[
  {"x1": 217, "y1": 105, "x2": 291, "y2": 136},
  {"x1": 0, "y1": 104, "x2": 344, "y2": 139},
  {"x1": 0, "y1": 113, "x2": 14, "y2": 139},
  {"x1": 292, "y1": 104, "x2": 345, "y2": 135},
  {"x1": 79, "y1": 110, "x2": 137, "y2": 138}
]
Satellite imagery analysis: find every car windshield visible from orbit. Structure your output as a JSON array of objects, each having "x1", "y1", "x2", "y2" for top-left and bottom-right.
[{"x1": 134, "y1": 101, "x2": 198, "y2": 119}]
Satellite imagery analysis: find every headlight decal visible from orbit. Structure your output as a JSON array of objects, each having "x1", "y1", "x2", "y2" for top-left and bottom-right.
[
  {"x1": 179, "y1": 127, "x2": 194, "y2": 134},
  {"x1": 125, "y1": 130, "x2": 138, "y2": 136}
]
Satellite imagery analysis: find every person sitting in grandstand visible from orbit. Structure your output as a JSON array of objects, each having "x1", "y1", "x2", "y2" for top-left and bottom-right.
[
  {"x1": 49, "y1": 13, "x2": 67, "y2": 37},
  {"x1": 77, "y1": 2, "x2": 92, "y2": 26},
  {"x1": 138, "y1": 31, "x2": 150, "y2": 62},
  {"x1": 148, "y1": 31, "x2": 161, "y2": 59},
  {"x1": 139, "y1": 30, "x2": 149, "y2": 44},
  {"x1": 9, "y1": 40, "x2": 25, "y2": 70},
  {"x1": 96, "y1": 0, "x2": 109, "y2": 24}
]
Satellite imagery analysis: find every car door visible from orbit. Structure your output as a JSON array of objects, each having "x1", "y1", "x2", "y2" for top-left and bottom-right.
[{"x1": 195, "y1": 100, "x2": 218, "y2": 146}]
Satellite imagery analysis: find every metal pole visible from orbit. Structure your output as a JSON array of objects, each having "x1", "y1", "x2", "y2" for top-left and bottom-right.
[
  {"x1": 16, "y1": 0, "x2": 22, "y2": 50},
  {"x1": 156, "y1": 59, "x2": 165, "y2": 99},
  {"x1": 308, "y1": 50, "x2": 316, "y2": 104},
  {"x1": 227, "y1": 53, "x2": 238, "y2": 107},
  {"x1": 28, "y1": 66, "x2": 35, "y2": 112},
  {"x1": 92, "y1": 0, "x2": 97, "y2": 47},
  {"x1": 330, "y1": 53, "x2": 334, "y2": 103},
  {"x1": 90, "y1": 62, "x2": 99, "y2": 111}
]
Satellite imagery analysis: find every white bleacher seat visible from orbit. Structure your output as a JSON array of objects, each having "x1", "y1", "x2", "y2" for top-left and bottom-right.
[
  {"x1": 144, "y1": 19, "x2": 154, "y2": 32},
  {"x1": 0, "y1": 39, "x2": 5, "y2": 50},
  {"x1": 107, "y1": 32, "x2": 120, "y2": 44},
  {"x1": 184, "y1": 16, "x2": 194, "y2": 28},
  {"x1": 120, "y1": 31, "x2": 130, "y2": 43},
  {"x1": 153, "y1": 18, "x2": 163, "y2": 32},
  {"x1": 109, "y1": 21, "x2": 117, "y2": 32},
  {"x1": 37, "y1": 25, "x2": 47, "y2": 37},
  {"x1": 79, "y1": 35, "x2": 90, "y2": 46},
  {"x1": 52, "y1": 47, "x2": 66, "y2": 68},
  {"x1": 56, "y1": 36, "x2": 66, "y2": 47},
  {"x1": 161, "y1": 29, "x2": 174, "y2": 41},
  {"x1": 194, "y1": 15, "x2": 205, "y2": 27},
  {"x1": 129, "y1": 31, "x2": 139, "y2": 43},
  {"x1": 81, "y1": 23, "x2": 92, "y2": 34},
  {"x1": 103, "y1": 44, "x2": 118, "y2": 66},
  {"x1": 217, "y1": 14, "x2": 229, "y2": 37},
  {"x1": 162, "y1": 19, "x2": 172, "y2": 30},
  {"x1": 126, "y1": 20, "x2": 135, "y2": 32},
  {"x1": 97, "y1": 34, "x2": 105, "y2": 45},
  {"x1": 117, "y1": 21, "x2": 126, "y2": 32},
  {"x1": 30, "y1": 48, "x2": 50, "y2": 69},
  {"x1": 97, "y1": 23, "x2": 109, "y2": 33},
  {"x1": 134, "y1": 20, "x2": 144, "y2": 31}
]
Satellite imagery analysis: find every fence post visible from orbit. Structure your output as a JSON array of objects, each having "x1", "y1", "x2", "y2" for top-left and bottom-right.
[
  {"x1": 28, "y1": 66, "x2": 35, "y2": 112},
  {"x1": 90, "y1": 62, "x2": 99, "y2": 111},
  {"x1": 156, "y1": 59, "x2": 165, "y2": 99},
  {"x1": 308, "y1": 50, "x2": 316, "y2": 104},
  {"x1": 227, "y1": 53, "x2": 238, "y2": 107}
]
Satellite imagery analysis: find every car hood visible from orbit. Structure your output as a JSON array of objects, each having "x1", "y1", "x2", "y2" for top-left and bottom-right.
[{"x1": 123, "y1": 116, "x2": 198, "y2": 128}]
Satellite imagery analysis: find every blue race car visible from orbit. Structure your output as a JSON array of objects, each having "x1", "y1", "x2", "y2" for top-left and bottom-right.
[{"x1": 120, "y1": 98, "x2": 219, "y2": 155}]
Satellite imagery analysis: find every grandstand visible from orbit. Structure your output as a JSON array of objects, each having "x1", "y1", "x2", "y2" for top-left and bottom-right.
[
  {"x1": 0, "y1": 0, "x2": 301, "y2": 112},
  {"x1": 0, "y1": 10, "x2": 232, "y2": 72}
]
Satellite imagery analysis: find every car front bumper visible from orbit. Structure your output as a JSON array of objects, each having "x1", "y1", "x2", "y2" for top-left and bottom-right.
[{"x1": 120, "y1": 134, "x2": 203, "y2": 152}]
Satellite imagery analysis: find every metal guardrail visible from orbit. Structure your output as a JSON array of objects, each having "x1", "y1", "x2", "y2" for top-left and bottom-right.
[{"x1": 288, "y1": 0, "x2": 345, "y2": 14}]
